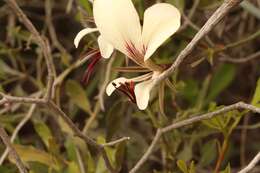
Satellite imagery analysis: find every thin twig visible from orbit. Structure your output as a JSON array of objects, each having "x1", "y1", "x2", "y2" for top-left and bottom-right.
[
  {"x1": 46, "y1": 101, "x2": 117, "y2": 173},
  {"x1": 238, "y1": 152, "x2": 260, "y2": 173},
  {"x1": 0, "y1": 126, "x2": 28, "y2": 173},
  {"x1": 102, "y1": 137, "x2": 131, "y2": 147},
  {"x1": 220, "y1": 51, "x2": 260, "y2": 63},
  {"x1": 45, "y1": 0, "x2": 70, "y2": 58},
  {"x1": 0, "y1": 104, "x2": 37, "y2": 165},
  {"x1": 129, "y1": 102, "x2": 260, "y2": 173}
]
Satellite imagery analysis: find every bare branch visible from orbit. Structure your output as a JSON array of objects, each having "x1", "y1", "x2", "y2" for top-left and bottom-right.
[
  {"x1": 238, "y1": 152, "x2": 260, "y2": 173},
  {"x1": 0, "y1": 93, "x2": 41, "y2": 165},
  {"x1": 0, "y1": 126, "x2": 28, "y2": 173},
  {"x1": 102, "y1": 137, "x2": 131, "y2": 147},
  {"x1": 220, "y1": 51, "x2": 260, "y2": 63},
  {"x1": 129, "y1": 102, "x2": 260, "y2": 173},
  {"x1": 46, "y1": 101, "x2": 117, "y2": 173}
]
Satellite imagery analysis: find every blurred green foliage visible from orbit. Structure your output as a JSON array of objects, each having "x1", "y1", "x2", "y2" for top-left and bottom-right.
[{"x1": 0, "y1": 0, "x2": 260, "y2": 173}]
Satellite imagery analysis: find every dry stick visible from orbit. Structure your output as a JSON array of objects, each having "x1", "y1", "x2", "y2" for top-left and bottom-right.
[
  {"x1": 46, "y1": 101, "x2": 116, "y2": 173},
  {"x1": 129, "y1": 102, "x2": 260, "y2": 173},
  {"x1": 238, "y1": 152, "x2": 260, "y2": 173},
  {"x1": 0, "y1": 104, "x2": 37, "y2": 165},
  {"x1": 0, "y1": 126, "x2": 28, "y2": 173},
  {"x1": 155, "y1": 0, "x2": 243, "y2": 85},
  {"x1": 220, "y1": 51, "x2": 260, "y2": 63},
  {"x1": 45, "y1": 0, "x2": 69, "y2": 57}
]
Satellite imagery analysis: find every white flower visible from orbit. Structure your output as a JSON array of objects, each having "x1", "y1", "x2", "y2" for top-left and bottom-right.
[{"x1": 74, "y1": 0, "x2": 181, "y2": 110}]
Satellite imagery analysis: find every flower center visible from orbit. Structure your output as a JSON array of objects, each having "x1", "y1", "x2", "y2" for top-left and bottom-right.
[
  {"x1": 81, "y1": 51, "x2": 102, "y2": 84},
  {"x1": 125, "y1": 41, "x2": 146, "y2": 66},
  {"x1": 112, "y1": 81, "x2": 136, "y2": 103}
]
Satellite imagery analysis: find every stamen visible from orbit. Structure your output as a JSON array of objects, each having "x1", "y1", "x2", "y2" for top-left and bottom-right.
[
  {"x1": 81, "y1": 51, "x2": 102, "y2": 85},
  {"x1": 113, "y1": 81, "x2": 137, "y2": 104},
  {"x1": 125, "y1": 41, "x2": 145, "y2": 65}
]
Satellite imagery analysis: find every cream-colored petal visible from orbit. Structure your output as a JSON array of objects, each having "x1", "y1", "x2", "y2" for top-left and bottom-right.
[
  {"x1": 134, "y1": 79, "x2": 155, "y2": 110},
  {"x1": 106, "y1": 73, "x2": 153, "y2": 96},
  {"x1": 142, "y1": 3, "x2": 181, "y2": 60},
  {"x1": 93, "y1": 0, "x2": 142, "y2": 55},
  {"x1": 74, "y1": 28, "x2": 99, "y2": 48},
  {"x1": 106, "y1": 77, "x2": 129, "y2": 96},
  {"x1": 98, "y1": 36, "x2": 114, "y2": 59}
]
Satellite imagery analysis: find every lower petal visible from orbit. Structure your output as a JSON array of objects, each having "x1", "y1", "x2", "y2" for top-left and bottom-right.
[
  {"x1": 106, "y1": 73, "x2": 152, "y2": 96},
  {"x1": 134, "y1": 79, "x2": 155, "y2": 110},
  {"x1": 106, "y1": 77, "x2": 129, "y2": 96}
]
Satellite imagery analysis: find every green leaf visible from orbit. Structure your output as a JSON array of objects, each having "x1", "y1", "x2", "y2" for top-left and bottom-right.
[
  {"x1": 66, "y1": 162, "x2": 80, "y2": 173},
  {"x1": 251, "y1": 78, "x2": 260, "y2": 106},
  {"x1": 181, "y1": 79, "x2": 199, "y2": 105},
  {"x1": 115, "y1": 141, "x2": 126, "y2": 172},
  {"x1": 33, "y1": 122, "x2": 53, "y2": 149},
  {"x1": 199, "y1": 140, "x2": 217, "y2": 167},
  {"x1": 177, "y1": 160, "x2": 189, "y2": 173},
  {"x1": 106, "y1": 100, "x2": 124, "y2": 140},
  {"x1": 13, "y1": 145, "x2": 62, "y2": 171},
  {"x1": 207, "y1": 64, "x2": 236, "y2": 101},
  {"x1": 166, "y1": 0, "x2": 185, "y2": 11},
  {"x1": 78, "y1": 0, "x2": 92, "y2": 14},
  {"x1": 65, "y1": 80, "x2": 91, "y2": 114},
  {"x1": 220, "y1": 163, "x2": 231, "y2": 173},
  {"x1": 189, "y1": 161, "x2": 196, "y2": 173},
  {"x1": 177, "y1": 141, "x2": 193, "y2": 162}
]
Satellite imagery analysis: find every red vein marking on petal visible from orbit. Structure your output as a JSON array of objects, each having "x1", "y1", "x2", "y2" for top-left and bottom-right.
[{"x1": 125, "y1": 41, "x2": 145, "y2": 65}]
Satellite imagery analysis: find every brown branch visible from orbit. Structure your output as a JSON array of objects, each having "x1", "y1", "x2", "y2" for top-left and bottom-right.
[
  {"x1": 238, "y1": 152, "x2": 260, "y2": 173},
  {"x1": 45, "y1": 0, "x2": 70, "y2": 57},
  {"x1": 0, "y1": 126, "x2": 28, "y2": 173},
  {"x1": 0, "y1": 93, "x2": 41, "y2": 165},
  {"x1": 46, "y1": 101, "x2": 117, "y2": 173},
  {"x1": 129, "y1": 102, "x2": 260, "y2": 173},
  {"x1": 220, "y1": 51, "x2": 260, "y2": 63},
  {"x1": 155, "y1": 0, "x2": 243, "y2": 85}
]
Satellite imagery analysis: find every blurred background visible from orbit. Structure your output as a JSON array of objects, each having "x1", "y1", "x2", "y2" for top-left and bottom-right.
[{"x1": 0, "y1": 0, "x2": 260, "y2": 172}]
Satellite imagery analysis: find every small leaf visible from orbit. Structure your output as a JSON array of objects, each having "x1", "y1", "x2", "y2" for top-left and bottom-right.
[
  {"x1": 251, "y1": 78, "x2": 260, "y2": 106},
  {"x1": 199, "y1": 140, "x2": 217, "y2": 167},
  {"x1": 177, "y1": 160, "x2": 189, "y2": 173},
  {"x1": 220, "y1": 163, "x2": 231, "y2": 173},
  {"x1": 207, "y1": 64, "x2": 236, "y2": 101},
  {"x1": 189, "y1": 161, "x2": 196, "y2": 173},
  {"x1": 12, "y1": 145, "x2": 62, "y2": 171},
  {"x1": 115, "y1": 141, "x2": 126, "y2": 172},
  {"x1": 166, "y1": 0, "x2": 186, "y2": 11},
  {"x1": 66, "y1": 162, "x2": 80, "y2": 173},
  {"x1": 106, "y1": 100, "x2": 124, "y2": 140},
  {"x1": 65, "y1": 80, "x2": 91, "y2": 114},
  {"x1": 33, "y1": 122, "x2": 53, "y2": 149}
]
